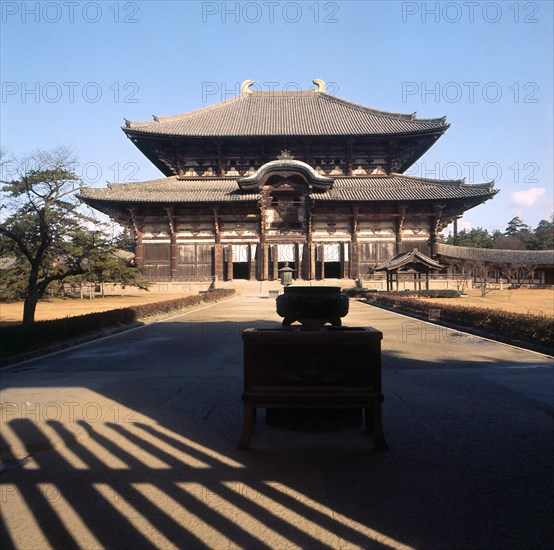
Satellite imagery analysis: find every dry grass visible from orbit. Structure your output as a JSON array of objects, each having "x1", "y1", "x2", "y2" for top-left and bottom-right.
[
  {"x1": 0, "y1": 294, "x2": 188, "y2": 324},
  {"x1": 418, "y1": 288, "x2": 554, "y2": 316},
  {"x1": 1, "y1": 288, "x2": 552, "y2": 324}
]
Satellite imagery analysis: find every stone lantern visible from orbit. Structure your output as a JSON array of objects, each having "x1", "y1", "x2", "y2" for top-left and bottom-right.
[{"x1": 278, "y1": 262, "x2": 294, "y2": 286}]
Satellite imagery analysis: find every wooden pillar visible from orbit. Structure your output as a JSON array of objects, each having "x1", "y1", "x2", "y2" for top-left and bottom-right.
[
  {"x1": 429, "y1": 216, "x2": 437, "y2": 257},
  {"x1": 214, "y1": 244, "x2": 224, "y2": 281},
  {"x1": 165, "y1": 207, "x2": 178, "y2": 280},
  {"x1": 272, "y1": 244, "x2": 279, "y2": 280},
  {"x1": 396, "y1": 206, "x2": 406, "y2": 255},
  {"x1": 308, "y1": 242, "x2": 317, "y2": 281},
  {"x1": 135, "y1": 231, "x2": 144, "y2": 267},
  {"x1": 426, "y1": 271, "x2": 430, "y2": 290},
  {"x1": 349, "y1": 243, "x2": 358, "y2": 280},
  {"x1": 395, "y1": 219, "x2": 402, "y2": 255},
  {"x1": 249, "y1": 244, "x2": 256, "y2": 280},
  {"x1": 429, "y1": 206, "x2": 444, "y2": 257},
  {"x1": 342, "y1": 243, "x2": 349, "y2": 279},
  {"x1": 453, "y1": 218, "x2": 459, "y2": 246},
  {"x1": 170, "y1": 233, "x2": 177, "y2": 280},
  {"x1": 226, "y1": 244, "x2": 233, "y2": 281},
  {"x1": 261, "y1": 243, "x2": 269, "y2": 280},
  {"x1": 295, "y1": 242, "x2": 303, "y2": 280},
  {"x1": 306, "y1": 202, "x2": 314, "y2": 280},
  {"x1": 259, "y1": 198, "x2": 268, "y2": 281},
  {"x1": 320, "y1": 243, "x2": 325, "y2": 280},
  {"x1": 129, "y1": 208, "x2": 143, "y2": 267},
  {"x1": 213, "y1": 208, "x2": 224, "y2": 281},
  {"x1": 301, "y1": 243, "x2": 308, "y2": 280},
  {"x1": 350, "y1": 206, "x2": 360, "y2": 280},
  {"x1": 395, "y1": 271, "x2": 399, "y2": 291}
]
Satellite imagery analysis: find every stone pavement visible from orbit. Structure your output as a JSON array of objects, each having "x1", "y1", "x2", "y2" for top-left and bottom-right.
[{"x1": 0, "y1": 292, "x2": 553, "y2": 549}]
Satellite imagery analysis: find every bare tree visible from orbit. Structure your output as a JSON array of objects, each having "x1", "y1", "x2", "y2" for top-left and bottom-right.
[
  {"x1": 445, "y1": 259, "x2": 470, "y2": 294},
  {"x1": 460, "y1": 249, "x2": 491, "y2": 296}
]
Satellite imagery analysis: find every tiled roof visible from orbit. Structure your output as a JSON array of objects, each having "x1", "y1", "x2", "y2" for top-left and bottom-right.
[
  {"x1": 79, "y1": 175, "x2": 496, "y2": 205},
  {"x1": 311, "y1": 176, "x2": 496, "y2": 202},
  {"x1": 81, "y1": 177, "x2": 252, "y2": 203},
  {"x1": 124, "y1": 91, "x2": 448, "y2": 137},
  {"x1": 376, "y1": 249, "x2": 443, "y2": 271},
  {"x1": 437, "y1": 244, "x2": 554, "y2": 266}
]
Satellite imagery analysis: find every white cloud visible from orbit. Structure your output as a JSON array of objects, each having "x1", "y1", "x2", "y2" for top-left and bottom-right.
[{"x1": 510, "y1": 187, "x2": 547, "y2": 208}]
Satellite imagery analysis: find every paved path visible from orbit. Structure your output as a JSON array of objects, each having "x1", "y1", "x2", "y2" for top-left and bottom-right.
[{"x1": 1, "y1": 294, "x2": 553, "y2": 549}]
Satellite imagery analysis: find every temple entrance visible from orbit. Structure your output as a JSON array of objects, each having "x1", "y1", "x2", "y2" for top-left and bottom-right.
[
  {"x1": 320, "y1": 243, "x2": 343, "y2": 279},
  {"x1": 324, "y1": 262, "x2": 341, "y2": 278},
  {"x1": 277, "y1": 244, "x2": 297, "y2": 280},
  {"x1": 229, "y1": 244, "x2": 250, "y2": 280},
  {"x1": 233, "y1": 262, "x2": 249, "y2": 279}
]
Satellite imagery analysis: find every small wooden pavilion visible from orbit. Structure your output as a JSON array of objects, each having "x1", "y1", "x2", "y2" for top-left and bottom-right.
[{"x1": 376, "y1": 248, "x2": 442, "y2": 291}]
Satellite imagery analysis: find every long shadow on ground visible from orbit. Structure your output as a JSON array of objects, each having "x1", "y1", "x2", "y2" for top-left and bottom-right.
[{"x1": 1, "y1": 316, "x2": 553, "y2": 549}]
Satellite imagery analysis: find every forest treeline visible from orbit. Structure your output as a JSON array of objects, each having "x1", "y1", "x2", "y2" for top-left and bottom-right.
[{"x1": 443, "y1": 216, "x2": 553, "y2": 250}]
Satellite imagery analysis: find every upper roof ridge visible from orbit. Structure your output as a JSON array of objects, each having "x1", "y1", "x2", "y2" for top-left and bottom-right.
[
  {"x1": 316, "y1": 93, "x2": 447, "y2": 123},
  {"x1": 125, "y1": 94, "x2": 246, "y2": 128},
  {"x1": 124, "y1": 86, "x2": 448, "y2": 130}
]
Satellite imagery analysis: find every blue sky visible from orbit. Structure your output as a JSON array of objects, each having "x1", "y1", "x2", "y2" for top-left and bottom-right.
[{"x1": 2, "y1": 0, "x2": 553, "y2": 232}]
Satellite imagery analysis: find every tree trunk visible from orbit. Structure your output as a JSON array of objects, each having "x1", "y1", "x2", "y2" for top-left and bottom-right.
[
  {"x1": 22, "y1": 292, "x2": 39, "y2": 326},
  {"x1": 23, "y1": 262, "x2": 42, "y2": 326}
]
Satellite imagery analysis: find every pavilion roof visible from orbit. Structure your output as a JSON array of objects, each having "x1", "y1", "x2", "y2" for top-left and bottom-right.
[
  {"x1": 79, "y1": 175, "x2": 496, "y2": 206},
  {"x1": 375, "y1": 249, "x2": 443, "y2": 272},
  {"x1": 123, "y1": 90, "x2": 449, "y2": 138}
]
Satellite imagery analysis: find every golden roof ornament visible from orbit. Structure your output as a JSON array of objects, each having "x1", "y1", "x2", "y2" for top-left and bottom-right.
[
  {"x1": 313, "y1": 79, "x2": 326, "y2": 93},
  {"x1": 241, "y1": 80, "x2": 255, "y2": 94}
]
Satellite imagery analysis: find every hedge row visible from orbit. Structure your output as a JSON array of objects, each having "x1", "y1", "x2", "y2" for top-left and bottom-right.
[
  {"x1": 397, "y1": 289, "x2": 461, "y2": 298},
  {"x1": 0, "y1": 288, "x2": 235, "y2": 357},
  {"x1": 345, "y1": 288, "x2": 460, "y2": 298},
  {"x1": 343, "y1": 288, "x2": 380, "y2": 297},
  {"x1": 367, "y1": 293, "x2": 553, "y2": 347}
]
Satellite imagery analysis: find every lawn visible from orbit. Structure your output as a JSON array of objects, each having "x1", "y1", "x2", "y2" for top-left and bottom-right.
[
  {"x1": 418, "y1": 288, "x2": 553, "y2": 316},
  {"x1": 0, "y1": 294, "x2": 189, "y2": 324}
]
